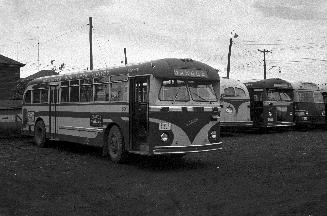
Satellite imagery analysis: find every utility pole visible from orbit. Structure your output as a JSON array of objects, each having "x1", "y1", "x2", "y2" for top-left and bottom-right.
[
  {"x1": 124, "y1": 48, "x2": 127, "y2": 65},
  {"x1": 258, "y1": 49, "x2": 271, "y2": 79},
  {"x1": 16, "y1": 42, "x2": 19, "y2": 61},
  {"x1": 89, "y1": 17, "x2": 93, "y2": 70},
  {"x1": 226, "y1": 31, "x2": 238, "y2": 78},
  {"x1": 37, "y1": 40, "x2": 40, "y2": 72}
]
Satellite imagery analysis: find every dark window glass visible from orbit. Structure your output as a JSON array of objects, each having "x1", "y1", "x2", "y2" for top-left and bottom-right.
[
  {"x1": 40, "y1": 89, "x2": 48, "y2": 103},
  {"x1": 94, "y1": 76, "x2": 109, "y2": 102},
  {"x1": 70, "y1": 80, "x2": 79, "y2": 102},
  {"x1": 80, "y1": 79, "x2": 93, "y2": 102},
  {"x1": 95, "y1": 84, "x2": 109, "y2": 101},
  {"x1": 33, "y1": 90, "x2": 40, "y2": 104},
  {"x1": 24, "y1": 90, "x2": 31, "y2": 104},
  {"x1": 80, "y1": 84, "x2": 93, "y2": 102},
  {"x1": 111, "y1": 82, "x2": 128, "y2": 102},
  {"x1": 159, "y1": 80, "x2": 189, "y2": 101},
  {"x1": 298, "y1": 91, "x2": 314, "y2": 102},
  {"x1": 188, "y1": 81, "x2": 217, "y2": 102},
  {"x1": 61, "y1": 81, "x2": 69, "y2": 103},
  {"x1": 61, "y1": 87, "x2": 69, "y2": 102},
  {"x1": 235, "y1": 87, "x2": 246, "y2": 97},
  {"x1": 223, "y1": 87, "x2": 235, "y2": 97},
  {"x1": 313, "y1": 91, "x2": 324, "y2": 103}
]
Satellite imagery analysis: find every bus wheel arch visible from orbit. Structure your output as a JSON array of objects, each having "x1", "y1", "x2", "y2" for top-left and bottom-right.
[
  {"x1": 34, "y1": 118, "x2": 47, "y2": 147},
  {"x1": 103, "y1": 124, "x2": 128, "y2": 163}
]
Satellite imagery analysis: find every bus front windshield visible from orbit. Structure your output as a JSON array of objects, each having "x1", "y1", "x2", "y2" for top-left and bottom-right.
[
  {"x1": 267, "y1": 89, "x2": 292, "y2": 101},
  {"x1": 159, "y1": 79, "x2": 218, "y2": 102}
]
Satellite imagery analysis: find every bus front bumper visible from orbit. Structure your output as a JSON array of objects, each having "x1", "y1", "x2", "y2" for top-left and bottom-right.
[{"x1": 152, "y1": 142, "x2": 223, "y2": 155}]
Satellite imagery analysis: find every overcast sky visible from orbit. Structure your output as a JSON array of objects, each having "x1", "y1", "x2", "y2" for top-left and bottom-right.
[{"x1": 0, "y1": 0, "x2": 326, "y2": 83}]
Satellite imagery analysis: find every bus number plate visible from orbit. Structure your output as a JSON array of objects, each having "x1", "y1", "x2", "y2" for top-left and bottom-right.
[{"x1": 159, "y1": 122, "x2": 171, "y2": 131}]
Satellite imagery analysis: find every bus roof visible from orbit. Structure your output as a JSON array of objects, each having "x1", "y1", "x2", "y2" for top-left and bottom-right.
[
  {"x1": 290, "y1": 81, "x2": 319, "y2": 91},
  {"x1": 28, "y1": 58, "x2": 220, "y2": 86},
  {"x1": 221, "y1": 77, "x2": 248, "y2": 89},
  {"x1": 220, "y1": 77, "x2": 250, "y2": 96},
  {"x1": 244, "y1": 78, "x2": 292, "y2": 89}
]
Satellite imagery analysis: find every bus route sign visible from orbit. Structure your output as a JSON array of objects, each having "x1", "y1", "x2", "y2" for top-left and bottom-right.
[{"x1": 174, "y1": 69, "x2": 208, "y2": 78}]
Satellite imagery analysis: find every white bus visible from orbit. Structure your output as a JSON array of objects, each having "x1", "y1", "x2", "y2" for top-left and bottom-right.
[
  {"x1": 220, "y1": 77, "x2": 252, "y2": 128},
  {"x1": 22, "y1": 58, "x2": 223, "y2": 163}
]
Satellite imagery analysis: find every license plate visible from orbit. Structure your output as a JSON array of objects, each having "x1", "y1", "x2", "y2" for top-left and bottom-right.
[
  {"x1": 302, "y1": 117, "x2": 308, "y2": 120},
  {"x1": 159, "y1": 122, "x2": 171, "y2": 130},
  {"x1": 268, "y1": 118, "x2": 274, "y2": 122}
]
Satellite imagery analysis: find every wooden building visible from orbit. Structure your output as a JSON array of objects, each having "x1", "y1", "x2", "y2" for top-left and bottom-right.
[{"x1": 0, "y1": 54, "x2": 25, "y2": 107}]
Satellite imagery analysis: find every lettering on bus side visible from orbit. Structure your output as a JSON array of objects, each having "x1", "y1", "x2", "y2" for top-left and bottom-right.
[
  {"x1": 174, "y1": 69, "x2": 208, "y2": 78},
  {"x1": 90, "y1": 114, "x2": 103, "y2": 127}
]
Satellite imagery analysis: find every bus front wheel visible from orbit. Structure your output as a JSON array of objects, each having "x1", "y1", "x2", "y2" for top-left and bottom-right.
[
  {"x1": 105, "y1": 125, "x2": 127, "y2": 163},
  {"x1": 34, "y1": 120, "x2": 47, "y2": 147}
]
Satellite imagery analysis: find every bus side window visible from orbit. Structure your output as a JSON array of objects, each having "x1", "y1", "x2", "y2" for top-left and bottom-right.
[
  {"x1": 32, "y1": 89, "x2": 40, "y2": 104},
  {"x1": 40, "y1": 88, "x2": 49, "y2": 104},
  {"x1": 111, "y1": 81, "x2": 128, "y2": 102},
  {"x1": 94, "y1": 77, "x2": 109, "y2": 102},
  {"x1": 24, "y1": 90, "x2": 32, "y2": 104},
  {"x1": 61, "y1": 81, "x2": 69, "y2": 103},
  {"x1": 80, "y1": 79, "x2": 93, "y2": 102},
  {"x1": 224, "y1": 87, "x2": 235, "y2": 97},
  {"x1": 235, "y1": 87, "x2": 246, "y2": 97},
  {"x1": 70, "y1": 80, "x2": 80, "y2": 102}
]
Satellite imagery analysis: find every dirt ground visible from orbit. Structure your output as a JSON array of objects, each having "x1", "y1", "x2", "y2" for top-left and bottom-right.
[{"x1": 0, "y1": 129, "x2": 327, "y2": 216}]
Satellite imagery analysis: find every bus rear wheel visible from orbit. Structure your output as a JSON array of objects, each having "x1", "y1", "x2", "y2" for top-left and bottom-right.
[
  {"x1": 34, "y1": 120, "x2": 47, "y2": 147},
  {"x1": 106, "y1": 125, "x2": 127, "y2": 163}
]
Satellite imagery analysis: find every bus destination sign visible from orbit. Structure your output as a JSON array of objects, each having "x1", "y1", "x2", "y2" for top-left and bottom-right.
[
  {"x1": 174, "y1": 69, "x2": 208, "y2": 78},
  {"x1": 273, "y1": 83, "x2": 290, "y2": 88}
]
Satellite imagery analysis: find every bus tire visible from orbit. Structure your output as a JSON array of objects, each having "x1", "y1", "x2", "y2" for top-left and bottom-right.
[
  {"x1": 106, "y1": 125, "x2": 127, "y2": 163},
  {"x1": 34, "y1": 120, "x2": 47, "y2": 147}
]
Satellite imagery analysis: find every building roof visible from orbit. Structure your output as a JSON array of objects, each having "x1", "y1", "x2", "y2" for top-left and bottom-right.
[
  {"x1": 25, "y1": 70, "x2": 58, "y2": 80},
  {"x1": 0, "y1": 54, "x2": 25, "y2": 67}
]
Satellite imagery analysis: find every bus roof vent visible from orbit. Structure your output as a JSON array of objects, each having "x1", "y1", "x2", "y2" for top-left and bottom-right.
[{"x1": 181, "y1": 58, "x2": 193, "y2": 62}]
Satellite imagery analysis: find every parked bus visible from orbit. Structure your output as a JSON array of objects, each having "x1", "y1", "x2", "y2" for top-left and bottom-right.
[
  {"x1": 290, "y1": 81, "x2": 325, "y2": 127},
  {"x1": 219, "y1": 77, "x2": 252, "y2": 129},
  {"x1": 21, "y1": 58, "x2": 222, "y2": 163},
  {"x1": 320, "y1": 86, "x2": 327, "y2": 124},
  {"x1": 244, "y1": 78, "x2": 294, "y2": 128}
]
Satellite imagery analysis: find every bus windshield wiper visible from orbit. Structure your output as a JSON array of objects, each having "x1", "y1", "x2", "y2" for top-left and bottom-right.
[
  {"x1": 173, "y1": 87, "x2": 181, "y2": 104},
  {"x1": 191, "y1": 91, "x2": 209, "y2": 102}
]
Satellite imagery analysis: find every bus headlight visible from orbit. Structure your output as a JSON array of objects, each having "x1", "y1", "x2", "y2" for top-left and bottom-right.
[
  {"x1": 322, "y1": 111, "x2": 325, "y2": 116},
  {"x1": 160, "y1": 133, "x2": 169, "y2": 142},
  {"x1": 305, "y1": 111, "x2": 309, "y2": 115},
  {"x1": 210, "y1": 131, "x2": 217, "y2": 139}
]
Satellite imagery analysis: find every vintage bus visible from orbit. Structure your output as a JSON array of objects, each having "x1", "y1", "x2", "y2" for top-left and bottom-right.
[
  {"x1": 219, "y1": 77, "x2": 252, "y2": 129},
  {"x1": 290, "y1": 82, "x2": 325, "y2": 127},
  {"x1": 244, "y1": 78, "x2": 294, "y2": 128},
  {"x1": 21, "y1": 58, "x2": 222, "y2": 163},
  {"x1": 320, "y1": 86, "x2": 327, "y2": 124}
]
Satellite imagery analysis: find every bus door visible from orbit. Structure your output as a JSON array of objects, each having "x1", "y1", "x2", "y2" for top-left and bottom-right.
[
  {"x1": 250, "y1": 89, "x2": 264, "y2": 126},
  {"x1": 129, "y1": 76, "x2": 149, "y2": 150},
  {"x1": 49, "y1": 83, "x2": 59, "y2": 139}
]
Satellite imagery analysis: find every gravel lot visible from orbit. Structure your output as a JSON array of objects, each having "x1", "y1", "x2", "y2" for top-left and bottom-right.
[{"x1": 0, "y1": 129, "x2": 327, "y2": 216}]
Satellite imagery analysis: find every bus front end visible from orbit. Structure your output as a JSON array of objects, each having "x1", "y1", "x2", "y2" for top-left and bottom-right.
[
  {"x1": 148, "y1": 105, "x2": 222, "y2": 155},
  {"x1": 264, "y1": 101, "x2": 295, "y2": 127},
  {"x1": 145, "y1": 62, "x2": 223, "y2": 155}
]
